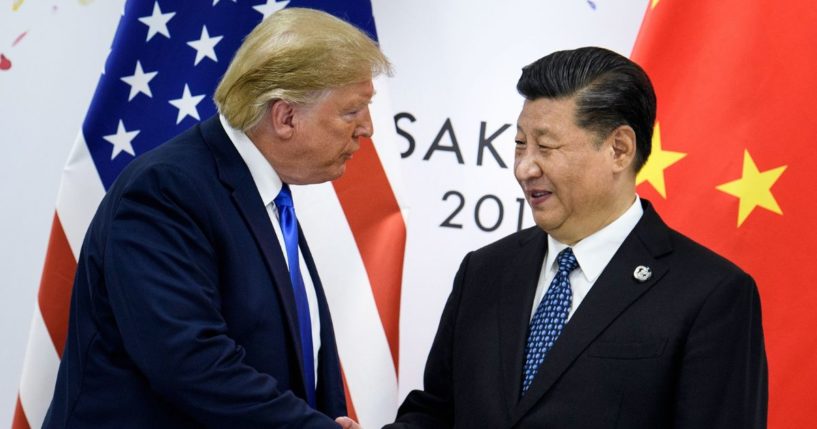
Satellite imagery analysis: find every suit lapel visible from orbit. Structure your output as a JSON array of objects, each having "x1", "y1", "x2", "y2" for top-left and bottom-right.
[
  {"x1": 510, "y1": 202, "x2": 673, "y2": 425},
  {"x1": 199, "y1": 116, "x2": 309, "y2": 393},
  {"x1": 497, "y1": 228, "x2": 548, "y2": 415},
  {"x1": 299, "y1": 224, "x2": 346, "y2": 414}
]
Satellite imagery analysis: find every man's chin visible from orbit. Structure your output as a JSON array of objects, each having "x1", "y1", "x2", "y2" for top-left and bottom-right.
[
  {"x1": 532, "y1": 214, "x2": 562, "y2": 235},
  {"x1": 287, "y1": 165, "x2": 346, "y2": 185},
  {"x1": 330, "y1": 163, "x2": 348, "y2": 180},
  {"x1": 310, "y1": 168, "x2": 341, "y2": 184}
]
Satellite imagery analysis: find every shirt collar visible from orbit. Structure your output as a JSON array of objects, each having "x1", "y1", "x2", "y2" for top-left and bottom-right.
[
  {"x1": 219, "y1": 114, "x2": 283, "y2": 206},
  {"x1": 545, "y1": 196, "x2": 644, "y2": 283}
]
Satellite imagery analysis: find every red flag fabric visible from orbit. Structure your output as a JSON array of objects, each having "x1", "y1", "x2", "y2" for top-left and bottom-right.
[{"x1": 631, "y1": 1, "x2": 817, "y2": 426}]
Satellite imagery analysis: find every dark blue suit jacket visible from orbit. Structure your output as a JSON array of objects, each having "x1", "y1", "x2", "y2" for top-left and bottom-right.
[
  {"x1": 388, "y1": 201, "x2": 767, "y2": 428},
  {"x1": 44, "y1": 116, "x2": 346, "y2": 428}
]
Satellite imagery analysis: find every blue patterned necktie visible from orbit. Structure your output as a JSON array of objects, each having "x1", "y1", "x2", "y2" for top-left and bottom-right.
[
  {"x1": 273, "y1": 184, "x2": 316, "y2": 408},
  {"x1": 521, "y1": 247, "x2": 579, "y2": 396}
]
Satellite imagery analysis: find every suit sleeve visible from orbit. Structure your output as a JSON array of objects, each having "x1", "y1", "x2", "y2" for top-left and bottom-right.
[
  {"x1": 673, "y1": 269, "x2": 768, "y2": 428},
  {"x1": 104, "y1": 167, "x2": 339, "y2": 428},
  {"x1": 385, "y1": 253, "x2": 473, "y2": 429}
]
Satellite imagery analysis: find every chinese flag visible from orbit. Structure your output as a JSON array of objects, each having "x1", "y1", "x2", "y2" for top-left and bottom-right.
[{"x1": 630, "y1": 1, "x2": 817, "y2": 426}]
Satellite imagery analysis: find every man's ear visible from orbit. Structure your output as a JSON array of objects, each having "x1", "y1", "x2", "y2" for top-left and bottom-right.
[
  {"x1": 268, "y1": 99, "x2": 296, "y2": 140},
  {"x1": 609, "y1": 125, "x2": 637, "y2": 173}
]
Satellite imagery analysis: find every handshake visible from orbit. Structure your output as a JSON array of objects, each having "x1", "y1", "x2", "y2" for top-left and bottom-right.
[{"x1": 335, "y1": 416, "x2": 362, "y2": 429}]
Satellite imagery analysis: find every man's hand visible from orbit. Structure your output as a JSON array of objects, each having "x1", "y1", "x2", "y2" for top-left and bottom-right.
[{"x1": 335, "y1": 416, "x2": 362, "y2": 429}]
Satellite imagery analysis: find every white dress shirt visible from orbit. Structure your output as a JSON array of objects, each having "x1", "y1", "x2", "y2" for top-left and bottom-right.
[
  {"x1": 530, "y1": 197, "x2": 644, "y2": 322},
  {"x1": 220, "y1": 115, "x2": 321, "y2": 386}
]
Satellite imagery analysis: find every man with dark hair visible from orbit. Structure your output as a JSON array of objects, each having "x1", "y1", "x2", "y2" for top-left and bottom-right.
[{"x1": 387, "y1": 47, "x2": 767, "y2": 428}]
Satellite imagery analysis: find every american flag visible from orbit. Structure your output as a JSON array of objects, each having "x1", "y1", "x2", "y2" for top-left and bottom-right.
[{"x1": 12, "y1": 0, "x2": 405, "y2": 427}]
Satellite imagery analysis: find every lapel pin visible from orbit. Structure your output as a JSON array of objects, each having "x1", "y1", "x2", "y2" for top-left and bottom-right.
[{"x1": 633, "y1": 265, "x2": 652, "y2": 282}]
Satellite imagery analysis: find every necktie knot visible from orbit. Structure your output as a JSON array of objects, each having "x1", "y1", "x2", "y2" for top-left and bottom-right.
[
  {"x1": 274, "y1": 184, "x2": 293, "y2": 209},
  {"x1": 556, "y1": 248, "x2": 579, "y2": 275}
]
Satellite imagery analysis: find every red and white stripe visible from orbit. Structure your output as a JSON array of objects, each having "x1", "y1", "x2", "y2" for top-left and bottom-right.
[
  {"x1": 13, "y1": 83, "x2": 406, "y2": 428},
  {"x1": 13, "y1": 132, "x2": 106, "y2": 429}
]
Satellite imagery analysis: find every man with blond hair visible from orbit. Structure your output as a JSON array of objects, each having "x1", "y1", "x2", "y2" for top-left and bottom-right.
[{"x1": 44, "y1": 8, "x2": 389, "y2": 428}]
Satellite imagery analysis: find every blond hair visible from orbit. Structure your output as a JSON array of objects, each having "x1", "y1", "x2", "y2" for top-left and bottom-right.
[{"x1": 214, "y1": 8, "x2": 392, "y2": 132}]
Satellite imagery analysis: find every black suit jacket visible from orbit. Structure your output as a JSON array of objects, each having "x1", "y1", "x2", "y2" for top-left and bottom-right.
[
  {"x1": 44, "y1": 116, "x2": 346, "y2": 428},
  {"x1": 389, "y1": 201, "x2": 767, "y2": 428}
]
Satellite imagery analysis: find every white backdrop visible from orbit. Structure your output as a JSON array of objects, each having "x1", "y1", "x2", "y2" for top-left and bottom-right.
[
  {"x1": 372, "y1": 0, "x2": 648, "y2": 399},
  {"x1": 0, "y1": 1, "x2": 124, "y2": 425},
  {"x1": 0, "y1": 0, "x2": 647, "y2": 424}
]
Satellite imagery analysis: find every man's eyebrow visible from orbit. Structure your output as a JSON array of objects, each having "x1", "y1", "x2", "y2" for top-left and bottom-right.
[{"x1": 516, "y1": 125, "x2": 552, "y2": 138}]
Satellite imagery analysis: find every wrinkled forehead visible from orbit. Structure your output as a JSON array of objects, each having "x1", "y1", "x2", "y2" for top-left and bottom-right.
[
  {"x1": 297, "y1": 80, "x2": 376, "y2": 112},
  {"x1": 516, "y1": 96, "x2": 579, "y2": 135}
]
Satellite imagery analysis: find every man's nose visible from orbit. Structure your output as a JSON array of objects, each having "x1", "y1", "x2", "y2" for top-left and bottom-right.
[
  {"x1": 515, "y1": 152, "x2": 542, "y2": 181},
  {"x1": 354, "y1": 108, "x2": 373, "y2": 138}
]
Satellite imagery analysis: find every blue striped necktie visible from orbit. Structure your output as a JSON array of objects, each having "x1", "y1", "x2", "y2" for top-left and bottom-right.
[
  {"x1": 274, "y1": 184, "x2": 316, "y2": 408},
  {"x1": 521, "y1": 247, "x2": 579, "y2": 395}
]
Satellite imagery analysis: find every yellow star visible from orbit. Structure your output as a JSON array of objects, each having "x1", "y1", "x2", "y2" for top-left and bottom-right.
[
  {"x1": 716, "y1": 150, "x2": 787, "y2": 227},
  {"x1": 636, "y1": 122, "x2": 687, "y2": 198},
  {"x1": 651, "y1": 0, "x2": 660, "y2": 9}
]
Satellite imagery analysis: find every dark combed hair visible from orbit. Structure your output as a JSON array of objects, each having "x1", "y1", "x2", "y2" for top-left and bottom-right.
[{"x1": 516, "y1": 46, "x2": 656, "y2": 172}]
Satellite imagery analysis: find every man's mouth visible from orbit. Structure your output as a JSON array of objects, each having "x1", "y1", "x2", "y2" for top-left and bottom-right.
[{"x1": 527, "y1": 190, "x2": 552, "y2": 204}]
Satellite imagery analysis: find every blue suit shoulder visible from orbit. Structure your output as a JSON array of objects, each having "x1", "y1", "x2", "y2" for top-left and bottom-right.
[{"x1": 113, "y1": 122, "x2": 215, "y2": 190}]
